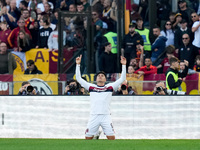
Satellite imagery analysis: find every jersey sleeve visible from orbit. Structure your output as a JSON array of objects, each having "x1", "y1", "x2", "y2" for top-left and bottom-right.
[
  {"x1": 75, "y1": 64, "x2": 93, "y2": 90},
  {"x1": 109, "y1": 65, "x2": 126, "y2": 91}
]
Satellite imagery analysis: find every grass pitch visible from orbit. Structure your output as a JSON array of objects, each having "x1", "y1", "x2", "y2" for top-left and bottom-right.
[{"x1": 0, "y1": 139, "x2": 200, "y2": 150}]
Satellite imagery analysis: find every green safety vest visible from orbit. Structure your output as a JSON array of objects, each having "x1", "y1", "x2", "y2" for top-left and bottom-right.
[
  {"x1": 135, "y1": 28, "x2": 151, "y2": 51},
  {"x1": 166, "y1": 71, "x2": 179, "y2": 91},
  {"x1": 104, "y1": 32, "x2": 118, "y2": 54}
]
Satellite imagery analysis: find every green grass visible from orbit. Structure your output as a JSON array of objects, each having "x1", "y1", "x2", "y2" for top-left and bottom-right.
[{"x1": 0, "y1": 139, "x2": 200, "y2": 150}]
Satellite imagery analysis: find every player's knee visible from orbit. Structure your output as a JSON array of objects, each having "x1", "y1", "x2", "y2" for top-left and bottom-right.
[
  {"x1": 106, "y1": 135, "x2": 115, "y2": 140},
  {"x1": 85, "y1": 136, "x2": 93, "y2": 140}
]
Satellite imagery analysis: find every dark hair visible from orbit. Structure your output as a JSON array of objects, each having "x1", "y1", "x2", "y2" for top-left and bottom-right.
[
  {"x1": 169, "y1": 57, "x2": 179, "y2": 65},
  {"x1": 153, "y1": 25, "x2": 160, "y2": 30},
  {"x1": 77, "y1": 2, "x2": 83, "y2": 6},
  {"x1": 41, "y1": 15, "x2": 50, "y2": 25},
  {"x1": 27, "y1": 60, "x2": 34, "y2": 65},
  {"x1": 20, "y1": 0, "x2": 28, "y2": 8},
  {"x1": 163, "y1": 20, "x2": 173, "y2": 35},
  {"x1": 166, "y1": 45, "x2": 175, "y2": 54},
  {"x1": 96, "y1": 71, "x2": 106, "y2": 78},
  {"x1": 136, "y1": 17, "x2": 143, "y2": 22},
  {"x1": 196, "y1": 55, "x2": 200, "y2": 61},
  {"x1": 22, "y1": 81, "x2": 30, "y2": 86},
  {"x1": 104, "y1": 42, "x2": 111, "y2": 47}
]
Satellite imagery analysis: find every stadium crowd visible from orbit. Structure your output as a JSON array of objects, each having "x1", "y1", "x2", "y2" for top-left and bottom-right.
[{"x1": 1, "y1": 0, "x2": 200, "y2": 95}]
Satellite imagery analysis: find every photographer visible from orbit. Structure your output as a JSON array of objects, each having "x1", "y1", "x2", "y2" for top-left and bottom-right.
[
  {"x1": 153, "y1": 81, "x2": 186, "y2": 95},
  {"x1": 18, "y1": 81, "x2": 40, "y2": 95},
  {"x1": 115, "y1": 80, "x2": 135, "y2": 95},
  {"x1": 64, "y1": 79, "x2": 81, "y2": 95}
]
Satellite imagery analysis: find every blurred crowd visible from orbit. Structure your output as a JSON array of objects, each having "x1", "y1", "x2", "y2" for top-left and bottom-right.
[{"x1": 1, "y1": 0, "x2": 200, "y2": 95}]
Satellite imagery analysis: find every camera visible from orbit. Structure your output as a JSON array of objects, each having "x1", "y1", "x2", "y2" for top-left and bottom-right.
[
  {"x1": 68, "y1": 84, "x2": 77, "y2": 92},
  {"x1": 121, "y1": 84, "x2": 128, "y2": 90},
  {"x1": 156, "y1": 86, "x2": 163, "y2": 92},
  {"x1": 26, "y1": 85, "x2": 34, "y2": 95}
]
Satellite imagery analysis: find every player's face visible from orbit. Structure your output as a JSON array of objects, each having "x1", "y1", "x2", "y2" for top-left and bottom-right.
[{"x1": 96, "y1": 74, "x2": 106, "y2": 84}]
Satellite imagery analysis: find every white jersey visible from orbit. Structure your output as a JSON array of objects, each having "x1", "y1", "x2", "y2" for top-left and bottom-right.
[{"x1": 76, "y1": 64, "x2": 126, "y2": 115}]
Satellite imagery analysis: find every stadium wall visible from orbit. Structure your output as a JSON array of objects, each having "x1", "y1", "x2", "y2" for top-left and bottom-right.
[{"x1": 0, "y1": 96, "x2": 200, "y2": 139}]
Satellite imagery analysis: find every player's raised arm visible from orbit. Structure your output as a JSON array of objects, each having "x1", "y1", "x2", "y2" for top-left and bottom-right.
[
  {"x1": 120, "y1": 56, "x2": 127, "y2": 65},
  {"x1": 75, "y1": 55, "x2": 91, "y2": 90},
  {"x1": 110, "y1": 56, "x2": 127, "y2": 91},
  {"x1": 76, "y1": 54, "x2": 82, "y2": 64}
]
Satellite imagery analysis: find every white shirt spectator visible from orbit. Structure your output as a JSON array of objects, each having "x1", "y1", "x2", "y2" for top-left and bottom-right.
[
  {"x1": 37, "y1": 2, "x2": 54, "y2": 12},
  {"x1": 161, "y1": 29, "x2": 174, "y2": 47},
  {"x1": 192, "y1": 21, "x2": 200, "y2": 48}
]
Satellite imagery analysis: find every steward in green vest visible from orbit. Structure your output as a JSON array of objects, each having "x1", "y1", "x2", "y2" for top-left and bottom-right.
[
  {"x1": 103, "y1": 31, "x2": 117, "y2": 54},
  {"x1": 135, "y1": 17, "x2": 151, "y2": 58},
  {"x1": 165, "y1": 57, "x2": 188, "y2": 91}
]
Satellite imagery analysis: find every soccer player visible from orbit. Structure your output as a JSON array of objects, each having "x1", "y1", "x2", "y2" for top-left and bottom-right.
[{"x1": 75, "y1": 55, "x2": 126, "y2": 140}]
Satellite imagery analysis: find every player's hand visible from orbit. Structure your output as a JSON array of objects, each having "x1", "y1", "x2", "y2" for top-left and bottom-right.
[
  {"x1": 76, "y1": 55, "x2": 82, "y2": 64},
  {"x1": 120, "y1": 56, "x2": 126, "y2": 65}
]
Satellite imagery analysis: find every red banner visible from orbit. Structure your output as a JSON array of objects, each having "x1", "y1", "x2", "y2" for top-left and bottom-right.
[
  {"x1": 0, "y1": 75, "x2": 13, "y2": 95},
  {"x1": 49, "y1": 48, "x2": 75, "y2": 73}
]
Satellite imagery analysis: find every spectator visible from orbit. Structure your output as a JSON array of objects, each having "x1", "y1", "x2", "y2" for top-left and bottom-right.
[
  {"x1": 134, "y1": 57, "x2": 157, "y2": 79},
  {"x1": 169, "y1": 12, "x2": 176, "y2": 24},
  {"x1": 165, "y1": 57, "x2": 188, "y2": 91},
  {"x1": 102, "y1": 29, "x2": 117, "y2": 54},
  {"x1": 0, "y1": 42, "x2": 17, "y2": 74},
  {"x1": 19, "y1": 0, "x2": 28, "y2": 11},
  {"x1": 174, "y1": 19, "x2": 193, "y2": 58},
  {"x1": 92, "y1": 10, "x2": 103, "y2": 38},
  {"x1": 157, "y1": 45, "x2": 175, "y2": 74},
  {"x1": 151, "y1": 25, "x2": 167, "y2": 66},
  {"x1": 130, "y1": 4, "x2": 141, "y2": 23},
  {"x1": 21, "y1": 9, "x2": 35, "y2": 30},
  {"x1": 18, "y1": 81, "x2": 40, "y2": 95},
  {"x1": 17, "y1": 30, "x2": 32, "y2": 52},
  {"x1": 153, "y1": 80, "x2": 186, "y2": 95},
  {"x1": 121, "y1": 23, "x2": 143, "y2": 67},
  {"x1": 51, "y1": 8, "x2": 60, "y2": 25},
  {"x1": 179, "y1": 60, "x2": 187, "y2": 80},
  {"x1": 138, "y1": 0, "x2": 149, "y2": 25},
  {"x1": 177, "y1": 0, "x2": 194, "y2": 26},
  {"x1": 48, "y1": 24, "x2": 67, "y2": 51},
  {"x1": 24, "y1": 59, "x2": 43, "y2": 74},
  {"x1": 64, "y1": 79, "x2": 80, "y2": 95},
  {"x1": 172, "y1": 13, "x2": 182, "y2": 30},
  {"x1": 179, "y1": 33, "x2": 199, "y2": 70},
  {"x1": 129, "y1": 58, "x2": 140, "y2": 71},
  {"x1": 101, "y1": 0, "x2": 116, "y2": 32},
  {"x1": 189, "y1": 12, "x2": 198, "y2": 28},
  {"x1": 37, "y1": 0, "x2": 54, "y2": 14},
  {"x1": 161, "y1": 20, "x2": 174, "y2": 47},
  {"x1": 77, "y1": 2, "x2": 84, "y2": 12},
  {"x1": 192, "y1": 13, "x2": 200, "y2": 50},
  {"x1": 56, "y1": 0, "x2": 74, "y2": 11},
  {"x1": 41, "y1": 2, "x2": 52, "y2": 17},
  {"x1": 80, "y1": 0, "x2": 89, "y2": 11},
  {"x1": 99, "y1": 42, "x2": 117, "y2": 73},
  {"x1": 0, "y1": 21, "x2": 11, "y2": 46},
  {"x1": 36, "y1": 16, "x2": 52, "y2": 49},
  {"x1": 127, "y1": 65, "x2": 135, "y2": 74},
  {"x1": 7, "y1": 18, "x2": 32, "y2": 50},
  {"x1": 193, "y1": 55, "x2": 200, "y2": 72},
  {"x1": 92, "y1": 0, "x2": 104, "y2": 14},
  {"x1": 8, "y1": 0, "x2": 21, "y2": 22},
  {"x1": 135, "y1": 17, "x2": 151, "y2": 58}
]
